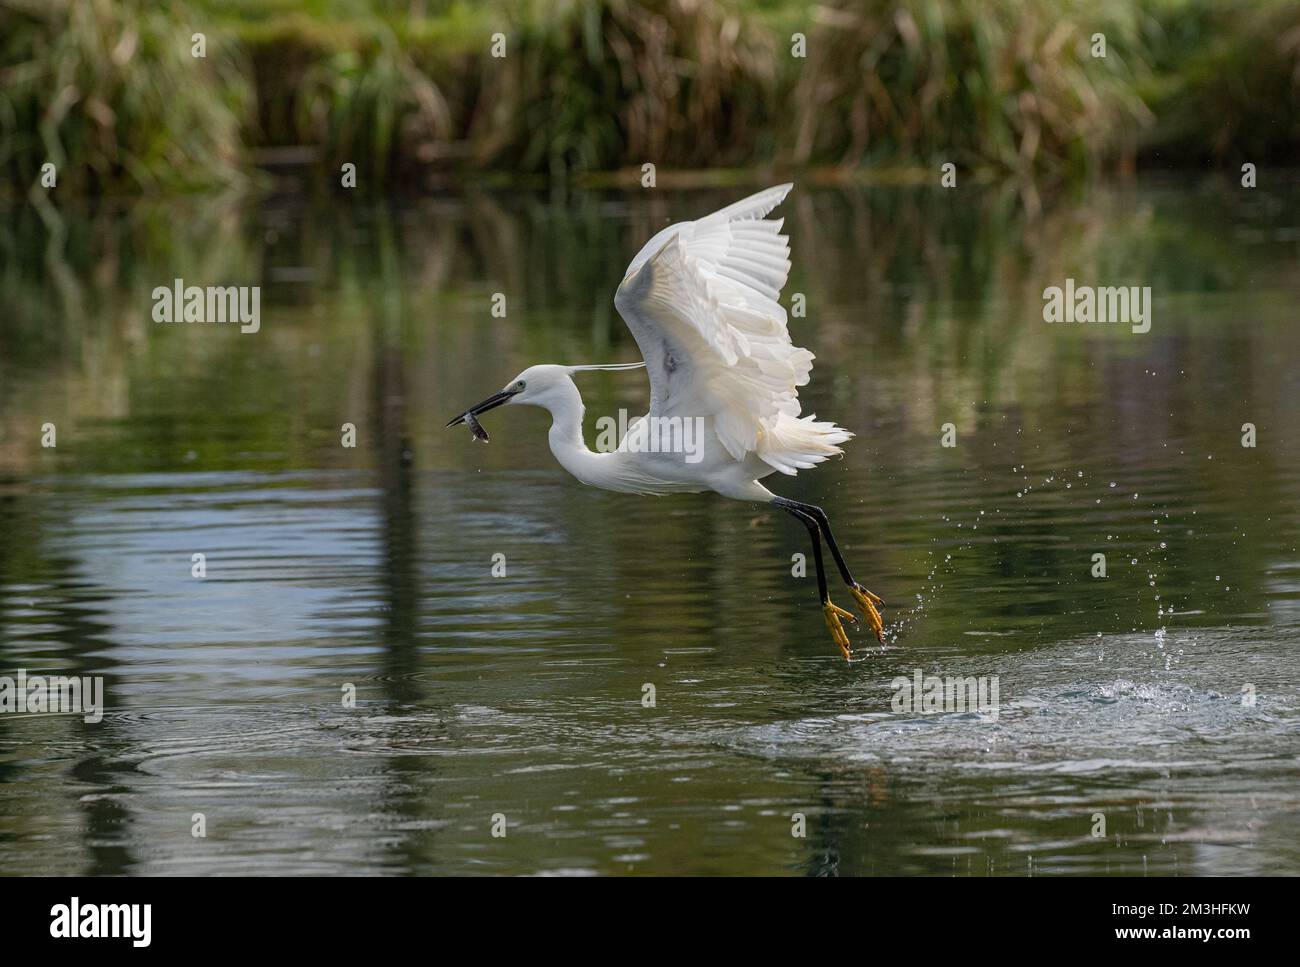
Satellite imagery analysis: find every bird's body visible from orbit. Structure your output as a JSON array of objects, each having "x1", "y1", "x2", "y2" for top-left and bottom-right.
[
  {"x1": 519, "y1": 365, "x2": 779, "y2": 500},
  {"x1": 448, "y1": 184, "x2": 887, "y2": 658}
]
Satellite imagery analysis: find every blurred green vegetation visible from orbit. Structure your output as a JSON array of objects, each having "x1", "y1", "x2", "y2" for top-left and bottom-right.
[
  {"x1": 2, "y1": 0, "x2": 1299, "y2": 195},
  {"x1": 0, "y1": 0, "x2": 252, "y2": 195}
]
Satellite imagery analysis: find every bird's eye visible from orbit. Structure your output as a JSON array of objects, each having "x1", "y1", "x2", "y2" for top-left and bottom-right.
[{"x1": 516, "y1": 380, "x2": 526, "y2": 391}]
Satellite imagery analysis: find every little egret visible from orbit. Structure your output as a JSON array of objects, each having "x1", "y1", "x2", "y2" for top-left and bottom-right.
[{"x1": 447, "y1": 184, "x2": 885, "y2": 658}]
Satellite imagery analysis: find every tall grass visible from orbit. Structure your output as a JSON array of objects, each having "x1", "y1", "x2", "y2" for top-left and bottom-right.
[
  {"x1": 1143, "y1": 0, "x2": 1300, "y2": 163},
  {"x1": 235, "y1": 13, "x2": 451, "y2": 177},
  {"x1": 1, "y1": 0, "x2": 1297, "y2": 195},
  {"x1": 465, "y1": 0, "x2": 779, "y2": 178},
  {"x1": 0, "y1": 0, "x2": 251, "y2": 194},
  {"x1": 786, "y1": 0, "x2": 1154, "y2": 176}
]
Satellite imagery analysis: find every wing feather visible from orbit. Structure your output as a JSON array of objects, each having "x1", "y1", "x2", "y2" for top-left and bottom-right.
[{"x1": 613, "y1": 185, "x2": 851, "y2": 474}]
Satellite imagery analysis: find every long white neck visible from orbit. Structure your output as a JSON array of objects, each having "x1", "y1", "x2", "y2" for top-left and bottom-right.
[
  {"x1": 543, "y1": 376, "x2": 586, "y2": 450},
  {"x1": 539, "y1": 377, "x2": 605, "y2": 485}
]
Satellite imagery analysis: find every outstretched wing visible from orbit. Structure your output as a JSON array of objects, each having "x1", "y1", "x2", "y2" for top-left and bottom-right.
[{"x1": 613, "y1": 184, "x2": 851, "y2": 474}]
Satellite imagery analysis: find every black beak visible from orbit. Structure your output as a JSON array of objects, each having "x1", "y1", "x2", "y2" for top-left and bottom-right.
[{"x1": 446, "y1": 389, "x2": 517, "y2": 429}]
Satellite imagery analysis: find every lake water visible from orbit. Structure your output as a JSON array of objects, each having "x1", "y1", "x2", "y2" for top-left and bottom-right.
[{"x1": 1, "y1": 179, "x2": 1298, "y2": 875}]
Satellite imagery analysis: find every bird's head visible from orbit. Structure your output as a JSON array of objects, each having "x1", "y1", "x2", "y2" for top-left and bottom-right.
[
  {"x1": 501, "y1": 364, "x2": 576, "y2": 408},
  {"x1": 445, "y1": 364, "x2": 575, "y2": 441}
]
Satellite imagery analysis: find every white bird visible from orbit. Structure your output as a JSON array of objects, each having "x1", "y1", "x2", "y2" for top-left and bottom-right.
[{"x1": 447, "y1": 184, "x2": 885, "y2": 658}]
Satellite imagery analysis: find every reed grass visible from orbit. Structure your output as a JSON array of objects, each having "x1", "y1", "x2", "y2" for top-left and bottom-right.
[
  {"x1": 1, "y1": 0, "x2": 1297, "y2": 195},
  {"x1": 0, "y1": 0, "x2": 251, "y2": 194}
]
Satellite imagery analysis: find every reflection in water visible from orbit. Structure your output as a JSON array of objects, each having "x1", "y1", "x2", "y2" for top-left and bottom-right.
[
  {"x1": 0, "y1": 181, "x2": 1298, "y2": 875},
  {"x1": 370, "y1": 211, "x2": 422, "y2": 706}
]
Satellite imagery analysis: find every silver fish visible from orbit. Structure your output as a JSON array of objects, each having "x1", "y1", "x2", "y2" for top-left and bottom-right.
[{"x1": 464, "y1": 411, "x2": 489, "y2": 443}]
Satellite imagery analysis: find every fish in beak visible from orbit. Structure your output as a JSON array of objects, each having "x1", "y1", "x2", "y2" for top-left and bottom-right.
[{"x1": 445, "y1": 388, "x2": 518, "y2": 443}]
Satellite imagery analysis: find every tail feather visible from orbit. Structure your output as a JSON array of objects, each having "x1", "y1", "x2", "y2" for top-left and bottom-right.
[{"x1": 757, "y1": 412, "x2": 853, "y2": 475}]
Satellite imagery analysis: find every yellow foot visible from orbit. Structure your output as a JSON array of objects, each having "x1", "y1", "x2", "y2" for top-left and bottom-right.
[
  {"x1": 822, "y1": 601, "x2": 858, "y2": 660},
  {"x1": 849, "y1": 584, "x2": 886, "y2": 643}
]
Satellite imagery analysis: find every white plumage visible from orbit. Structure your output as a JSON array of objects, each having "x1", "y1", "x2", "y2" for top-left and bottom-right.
[
  {"x1": 450, "y1": 184, "x2": 852, "y2": 500},
  {"x1": 448, "y1": 185, "x2": 886, "y2": 658},
  {"x1": 614, "y1": 183, "x2": 852, "y2": 477}
]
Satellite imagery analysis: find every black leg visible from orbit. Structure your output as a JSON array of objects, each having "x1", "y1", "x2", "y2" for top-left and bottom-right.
[
  {"x1": 774, "y1": 496, "x2": 885, "y2": 645},
  {"x1": 778, "y1": 501, "x2": 859, "y2": 658},
  {"x1": 780, "y1": 503, "x2": 828, "y2": 602},
  {"x1": 777, "y1": 498, "x2": 856, "y2": 588}
]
